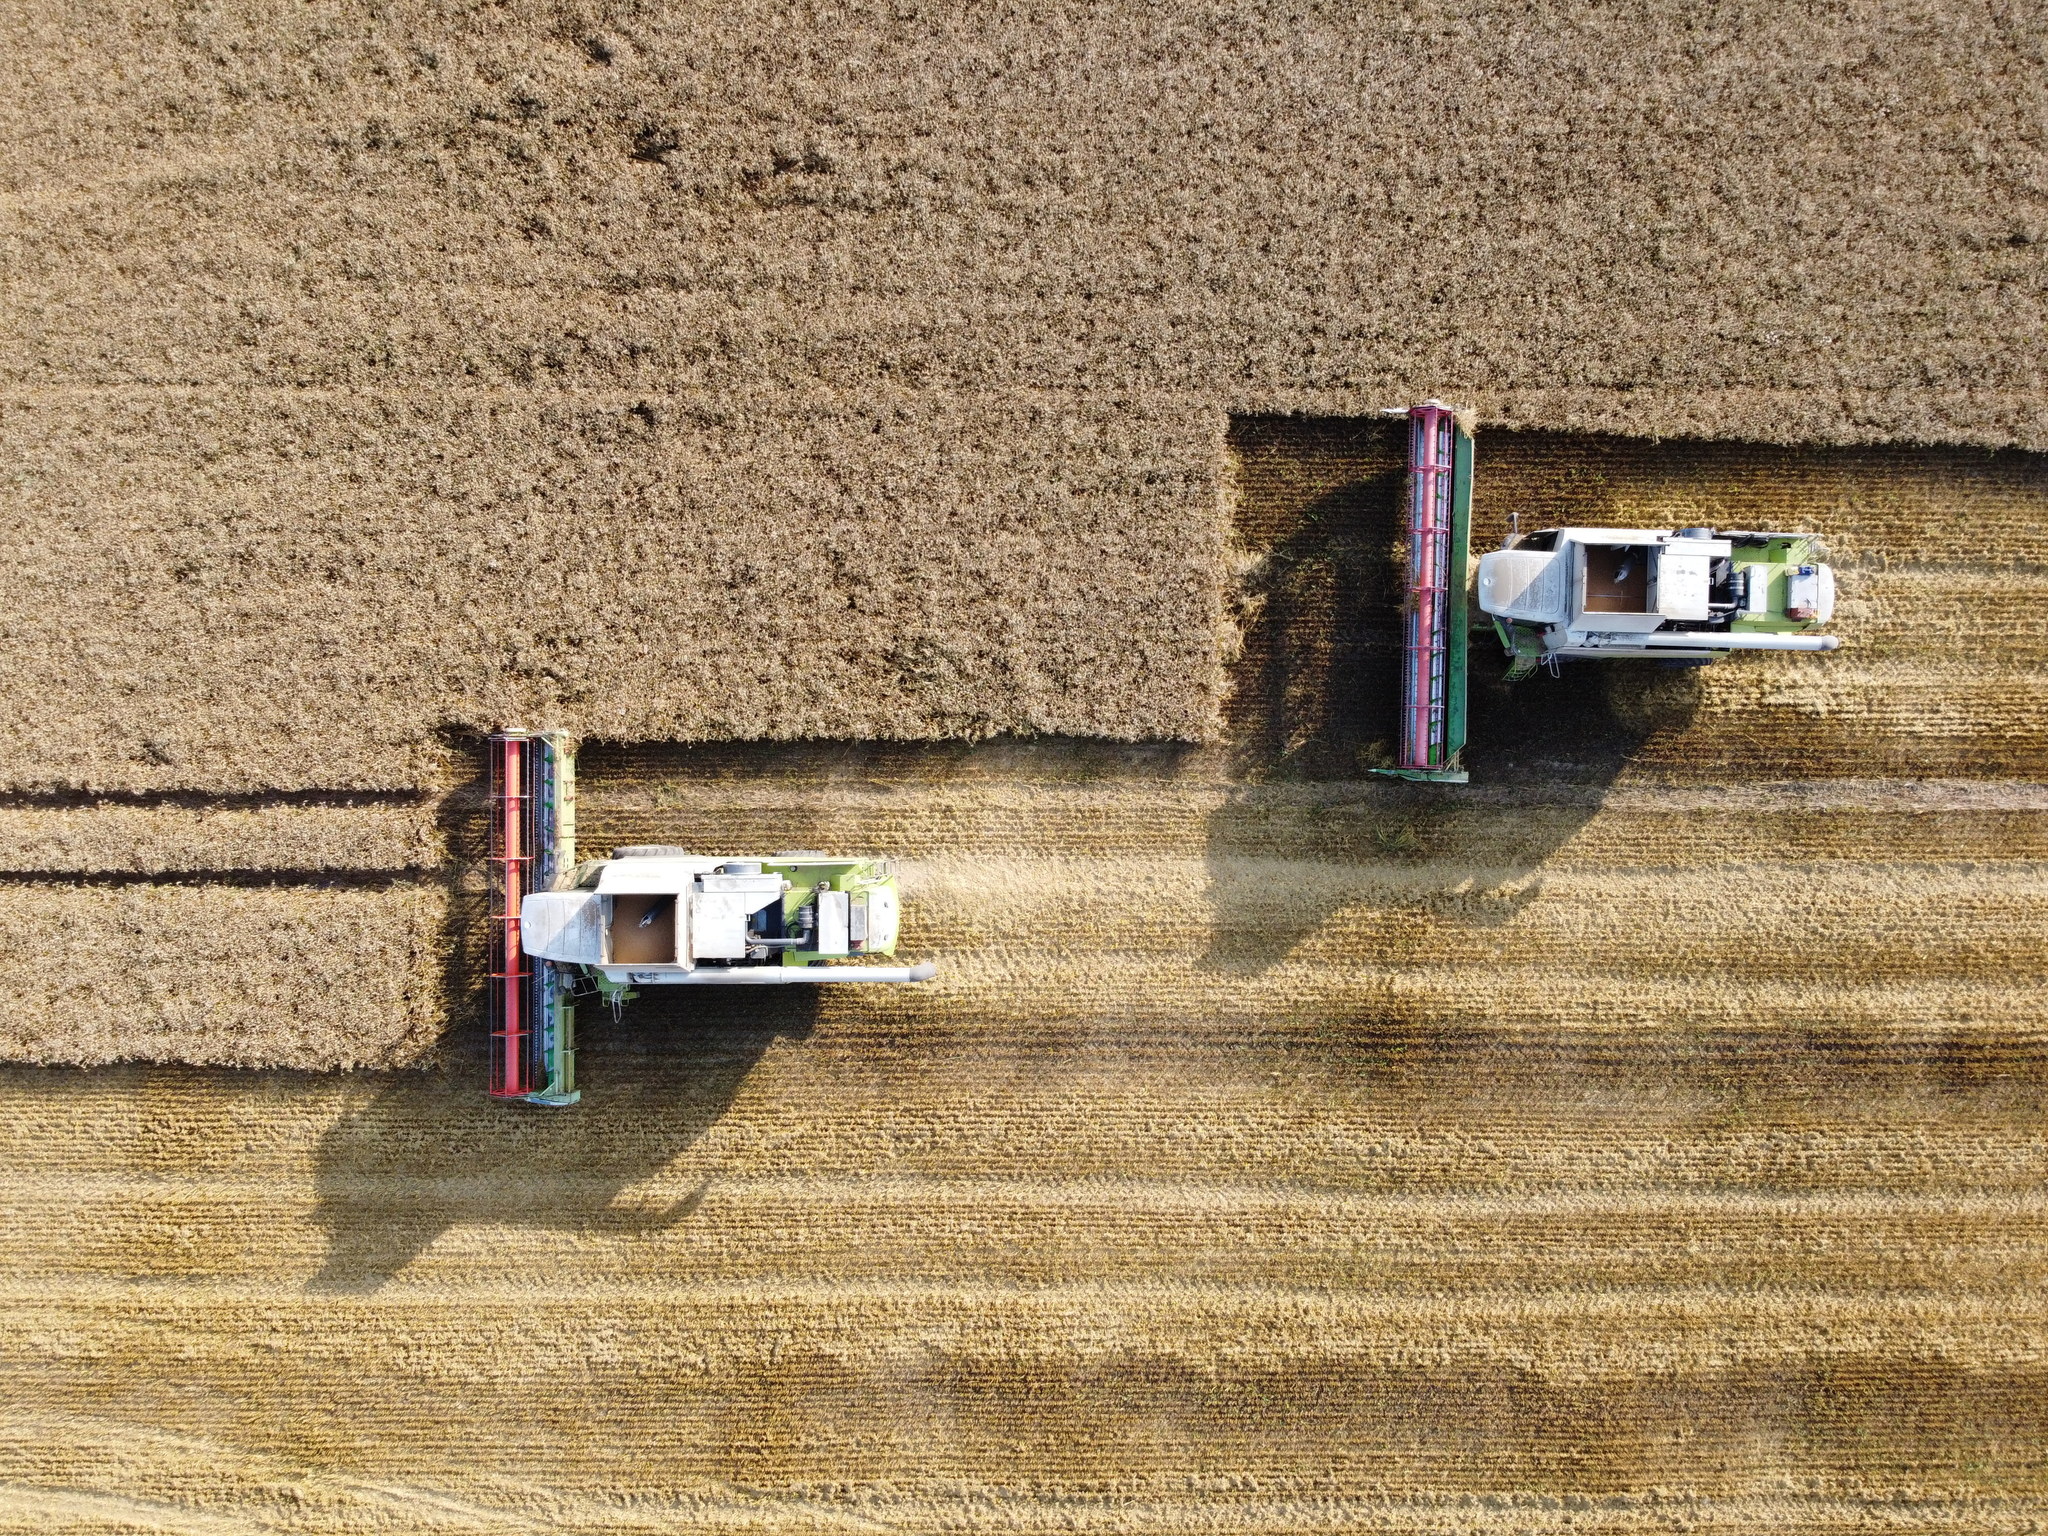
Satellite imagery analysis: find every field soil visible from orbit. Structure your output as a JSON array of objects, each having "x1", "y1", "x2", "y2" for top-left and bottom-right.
[{"x1": 2, "y1": 429, "x2": 2044, "y2": 1529}]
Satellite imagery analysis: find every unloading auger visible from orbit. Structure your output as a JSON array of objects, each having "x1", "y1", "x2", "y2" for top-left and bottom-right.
[
  {"x1": 1373, "y1": 401, "x2": 1843, "y2": 785},
  {"x1": 484, "y1": 730, "x2": 933, "y2": 1106}
]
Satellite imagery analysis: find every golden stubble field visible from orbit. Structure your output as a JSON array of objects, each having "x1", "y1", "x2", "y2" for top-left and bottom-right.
[{"x1": 1, "y1": 426, "x2": 2044, "y2": 1532}]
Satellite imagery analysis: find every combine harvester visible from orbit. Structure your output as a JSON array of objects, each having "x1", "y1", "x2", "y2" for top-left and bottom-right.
[
  {"x1": 485, "y1": 730, "x2": 932, "y2": 1106},
  {"x1": 1374, "y1": 401, "x2": 1842, "y2": 784}
]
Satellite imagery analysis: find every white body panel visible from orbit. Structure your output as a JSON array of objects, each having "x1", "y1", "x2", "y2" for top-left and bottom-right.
[
  {"x1": 1570, "y1": 610, "x2": 1665, "y2": 634},
  {"x1": 815, "y1": 890, "x2": 850, "y2": 955},
  {"x1": 690, "y1": 892, "x2": 754, "y2": 959},
  {"x1": 522, "y1": 891, "x2": 604, "y2": 964},
  {"x1": 867, "y1": 885, "x2": 900, "y2": 950},
  {"x1": 1785, "y1": 564, "x2": 1836, "y2": 623},
  {"x1": 1558, "y1": 631, "x2": 1840, "y2": 656},
  {"x1": 644, "y1": 962, "x2": 938, "y2": 985},
  {"x1": 596, "y1": 857, "x2": 719, "y2": 893},
  {"x1": 1477, "y1": 549, "x2": 1567, "y2": 623},
  {"x1": 1652, "y1": 551, "x2": 1715, "y2": 620},
  {"x1": 1741, "y1": 566, "x2": 1770, "y2": 615}
]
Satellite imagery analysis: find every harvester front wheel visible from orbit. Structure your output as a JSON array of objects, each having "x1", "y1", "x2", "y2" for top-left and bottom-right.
[{"x1": 613, "y1": 844, "x2": 691, "y2": 858}]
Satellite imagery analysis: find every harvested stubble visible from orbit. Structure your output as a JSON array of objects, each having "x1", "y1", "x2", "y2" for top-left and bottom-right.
[{"x1": 0, "y1": 750, "x2": 2044, "y2": 1530}]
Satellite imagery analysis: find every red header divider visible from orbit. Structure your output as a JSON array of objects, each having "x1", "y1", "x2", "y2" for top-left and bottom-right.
[
  {"x1": 486, "y1": 732, "x2": 532, "y2": 1098},
  {"x1": 1399, "y1": 404, "x2": 1457, "y2": 771}
]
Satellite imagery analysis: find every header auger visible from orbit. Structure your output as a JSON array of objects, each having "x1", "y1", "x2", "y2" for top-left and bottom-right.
[
  {"x1": 485, "y1": 730, "x2": 933, "y2": 1106},
  {"x1": 1371, "y1": 402, "x2": 1842, "y2": 786}
]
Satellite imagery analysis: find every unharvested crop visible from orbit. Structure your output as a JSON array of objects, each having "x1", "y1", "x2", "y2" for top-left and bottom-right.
[
  {"x1": 0, "y1": 881, "x2": 449, "y2": 1068},
  {"x1": 0, "y1": 391, "x2": 1223, "y2": 792},
  {"x1": 0, "y1": 798, "x2": 441, "y2": 873},
  {"x1": 5, "y1": 0, "x2": 2047, "y2": 788}
]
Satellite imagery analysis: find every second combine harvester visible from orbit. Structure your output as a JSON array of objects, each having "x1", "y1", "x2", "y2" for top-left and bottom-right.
[
  {"x1": 484, "y1": 731, "x2": 932, "y2": 1107},
  {"x1": 1379, "y1": 400, "x2": 1842, "y2": 784}
]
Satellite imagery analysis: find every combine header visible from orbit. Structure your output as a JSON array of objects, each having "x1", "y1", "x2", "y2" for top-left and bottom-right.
[
  {"x1": 487, "y1": 729, "x2": 580, "y2": 1105},
  {"x1": 485, "y1": 730, "x2": 933, "y2": 1107},
  {"x1": 1376, "y1": 401, "x2": 1474, "y2": 783},
  {"x1": 1371, "y1": 401, "x2": 1842, "y2": 786}
]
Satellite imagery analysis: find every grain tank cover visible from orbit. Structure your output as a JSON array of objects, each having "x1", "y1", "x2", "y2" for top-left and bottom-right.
[
  {"x1": 523, "y1": 890, "x2": 603, "y2": 965},
  {"x1": 1477, "y1": 549, "x2": 1567, "y2": 623},
  {"x1": 1652, "y1": 547, "x2": 1715, "y2": 620}
]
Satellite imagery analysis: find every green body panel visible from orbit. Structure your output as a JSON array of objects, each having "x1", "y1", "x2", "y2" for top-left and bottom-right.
[
  {"x1": 1729, "y1": 537, "x2": 1825, "y2": 633},
  {"x1": 1496, "y1": 617, "x2": 1546, "y2": 680},
  {"x1": 548, "y1": 731, "x2": 576, "y2": 878},
  {"x1": 529, "y1": 732, "x2": 580, "y2": 1106},
  {"x1": 1376, "y1": 765, "x2": 1472, "y2": 783},
  {"x1": 760, "y1": 856, "x2": 901, "y2": 965},
  {"x1": 590, "y1": 970, "x2": 637, "y2": 1007},
  {"x1": 1443, "y1": 426, "x2": 1473, "y2": 762},
  {"x1": 526, "y1": 974, "x2": 579, "y2": 1106}
]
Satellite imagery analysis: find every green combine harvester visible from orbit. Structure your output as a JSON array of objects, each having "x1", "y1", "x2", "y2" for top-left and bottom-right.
[
  {"x1": 1373, "y1": 401, "x2": 1843, "y2": 784},
  {"x1": 485, "y1": 731, "x2": 931, "y2": 1106}
]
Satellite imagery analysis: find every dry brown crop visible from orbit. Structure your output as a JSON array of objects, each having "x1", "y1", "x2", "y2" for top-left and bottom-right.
[
  {"x1": 6, "y1": 0, "x2": 2048, "y2": 787},
  {"x1": 0, "y1": 390, "x2": 1223, "y2": 792},
  {"x1": 0, "y1": 797, "x2": 441, "y2": 873},
  {"x1": 0, "y1": 880, "x2": 449, "y2": 1068},
  {"x1": 9, "y1": 0, "x2": 2044, "y2": 440}
]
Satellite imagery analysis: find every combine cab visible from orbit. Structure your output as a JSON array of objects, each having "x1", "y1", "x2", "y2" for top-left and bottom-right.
[
  {"x1": 1369, "y1": 402, "x2": 1843, "y2": 785},
  {"x1": 485, "y1": 730, "x2": 932, "y2": 1106}
]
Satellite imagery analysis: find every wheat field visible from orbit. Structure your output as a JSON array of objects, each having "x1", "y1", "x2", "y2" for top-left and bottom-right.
[
  {"x1": 1, "y1": 428, "x2": 2043, "y2": 1531},
  {"x1": 7, "y1": 0, "x2": 2048, "y2": 1524}
]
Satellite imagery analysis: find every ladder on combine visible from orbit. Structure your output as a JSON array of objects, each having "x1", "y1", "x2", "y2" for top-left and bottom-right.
[
  {"x1": 1373, "y1": 401, "x2": 1473, "y2": 784},
  {"x1": 486, "y1": 729, "x2": 580, "y2": 1105}
]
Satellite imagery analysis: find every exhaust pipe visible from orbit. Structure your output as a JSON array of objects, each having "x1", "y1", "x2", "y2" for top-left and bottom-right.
[
  {"x1": 656, "y1": 962, "x2": 938, "y2": 985},
  {"x1": 1585, "y1": 632, "x2": 1842, "y2": 653}
]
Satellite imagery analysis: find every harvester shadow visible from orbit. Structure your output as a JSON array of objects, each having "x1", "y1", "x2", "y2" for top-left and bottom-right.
[
  {"x1": 1200, "y1": 657, "x2": 1697, "y2": 973},
  {"x1": 307, "y1": 960, "x2": 817, "y2": 1294},
  {"x1": 1209, "y1": 415, "x2": 1703, "y2": 972}
]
